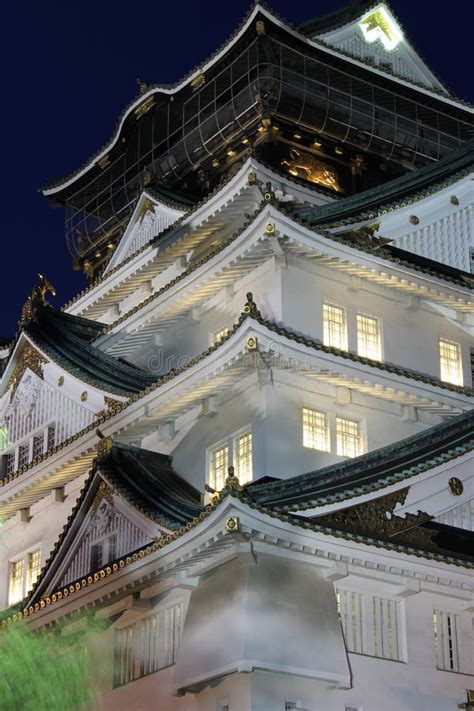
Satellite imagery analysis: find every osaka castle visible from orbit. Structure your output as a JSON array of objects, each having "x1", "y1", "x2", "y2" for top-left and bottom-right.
[{"x1": 1, "y1": 1, "x2": 474, "y2": 708}]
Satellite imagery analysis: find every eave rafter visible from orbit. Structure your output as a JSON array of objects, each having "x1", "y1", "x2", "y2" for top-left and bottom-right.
[
  {"x1": 5, "y1": 493, "x2": 473, "y2": 630},
  {"x1": 1, "y1": 300, "x2": 471, "y2": 519},
  {"x1": 96, "y1": 203, "x2": 473, "y2": 360},
  {"x1": 64, "y1": 156, "x2": 333, "y2": 321}
]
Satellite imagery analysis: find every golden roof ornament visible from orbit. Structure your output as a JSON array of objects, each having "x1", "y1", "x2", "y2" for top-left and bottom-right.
[
  {"x1": 242, "y1": 292, "x2": 262, "y2": 320},
  {"x1": 96, "y1": 429, "x2": 113, "y2": 462},
  {"x1": 224, "y1": 465, "x2": 242, "y2": 492},
  {"x1": 282, "y1": 149, "x2": 342, "y2": 192},
  {"x1": 137, "y1": 78, "x2": 151, "y2": 95},
  {"x1": 20, "y1": 273, "x2": 57, "y2": 327}
]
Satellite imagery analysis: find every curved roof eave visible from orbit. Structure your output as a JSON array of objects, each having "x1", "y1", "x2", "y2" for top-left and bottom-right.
[{"x1": 41, "y1": 3, "x2": 473, "y2": 199}]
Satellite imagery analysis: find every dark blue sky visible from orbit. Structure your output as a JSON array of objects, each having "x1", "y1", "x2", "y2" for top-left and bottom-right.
[{"x1": 1, "y1": 0, "x2": 472, "y2": 337}]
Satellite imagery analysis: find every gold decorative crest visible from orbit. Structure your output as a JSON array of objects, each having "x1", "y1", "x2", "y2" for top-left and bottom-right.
[{"x1": 9, "y1": 343, "x2": 48, "y2": 396}]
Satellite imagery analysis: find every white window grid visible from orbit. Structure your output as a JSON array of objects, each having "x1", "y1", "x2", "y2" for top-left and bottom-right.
[
  {"x1": 5, "y1": 452, "x2": 15, "y2": 475},
  {"x1": 336, "y1": 417, "x2": 362, "y2": 458},
  {"x1": 209, "y1": 443, "x2": 229, "y2": 491},
  {"x1": 433, "y1": 610, "x2": 460, "y2": 671},
  {"x1": 26, "y1": 550, "x2": 41, "y2": 592},
  {"x1": 323, "y1": 302, "x2": 347, "y2": 351},
  {"x1": 8, "y1": 560, "x2": 24, "y2": 606},
  {"x1": 302, "y1": 407, "x2": 330, "y2": 452},
  {"x1": 235, "y1": 431, "x2": 252, "y2": 485},
  {"x1": 439, "y1": 338, "x2": 463, "y2": 386},
  {"x1": 2, "y1": 422, "x2": 57, "y2": 475},
  {"x1": 357, "y1": 313, "x2": 382, "y2": 361}
]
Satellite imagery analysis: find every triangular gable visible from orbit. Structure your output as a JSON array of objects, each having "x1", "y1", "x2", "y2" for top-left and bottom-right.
[
  {"x1": 28, "y1": 468, "x2": 163, "y2": 605},
  {"x1": 27, "y1": 441, "x2": 203, "y2": 606},
  {"x1": 105, "y1": 191, "x2": 188, "y2": 274},
  {"x1": 311, "y1": 2, "x2": 448, "y2": 93}
]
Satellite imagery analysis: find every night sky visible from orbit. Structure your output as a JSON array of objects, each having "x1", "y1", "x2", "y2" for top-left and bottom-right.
[{"x1": 0, "y1": 0, "x2": 472, "y2": 337}]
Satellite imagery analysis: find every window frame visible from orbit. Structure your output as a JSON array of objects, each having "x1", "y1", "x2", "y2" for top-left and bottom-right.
[
  {"x1": 439, "y1": 337, "x2": 463, "y2": 386},
  {"x1": 356, "y1": 311, "x2": 383, "y2": 362},
  {"x1": 336, "y1": 416, "x2": 363, "y2": 458},
  {"x1": 323, "y1": 302, "x2": 348, "y2": 351},
  {"x1": 302, "y1": 407, "x2": 330, "y2": 452}
]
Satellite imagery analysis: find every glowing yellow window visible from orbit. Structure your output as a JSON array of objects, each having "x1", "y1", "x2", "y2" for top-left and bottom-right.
[
  {"x1": 209, "y1": 444, "x2": 228, "y2": 491},
  {"x1": 439, "y1": 338, "x2": 463, "y2": 386},
  {"x1": 323, "y1": 303, "x2": 347, "y2": 350},
  {"x1": 336, "y1": 417, "x2": 362, "y2": 458},
  {"x1": 302, "y1": 408, "x2": 330, "y2": 452},
  {"x1": 357, "y1": 313, "x2": 382, "y2": 361},
  {"x1": 214, "y1": 328, "x2": 230, "y2": 345},
  {"x1": 235, "y1": 431, "x2": 252, "y2": 485},
  {"x1": 8, "y1": 560, "x2": 24, "y2": 605},
  {"x1": 26, "y1": 550, "x2": 41, "y2": 592}
]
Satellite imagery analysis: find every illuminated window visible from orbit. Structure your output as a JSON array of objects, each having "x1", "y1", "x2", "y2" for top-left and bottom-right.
[
  {"x1": 439, "y1": 339, "x2": 463, "y2": 386},
  {"x1": 214, "y1": 327, "x2": 230, "y2": 345},
  {"x1": 357, "y1": 313, "x2": 382, "y2": 361},
  {"x1": 433, "y1": 610, "x2": 459, "y2": 671},
  {"x1": 26, "y1": 550, "x2": 41, "y2": 592},
  {"x1": 336, "y1": 417, "x2": 362, "y2": 458},
  {"x1": 235, "y1": 431, "x2": 252, "y2": 484},
  {"x1": 18, "y1": 443, "x2": 29, "y2": 468},
  {"x1": 209, "y1": 443, "x2": 229, "y2": 491},
  {"x1": 8, "y1": 560, "x2": 24, "y2": 606},
  {"x1": 32, "y1": 433, "x2": 44, "y2": 459},
  {"x1": 302, "y1": 407, "x2": 330, "y2": 452},
  {"x1": 323, "y1": 303, "x2": 347, "y2": 350}
]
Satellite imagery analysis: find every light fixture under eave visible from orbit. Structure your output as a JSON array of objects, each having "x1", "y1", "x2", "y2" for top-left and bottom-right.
[{"x1": 359, "y1": 5, "x2": 403, "y2": 52}]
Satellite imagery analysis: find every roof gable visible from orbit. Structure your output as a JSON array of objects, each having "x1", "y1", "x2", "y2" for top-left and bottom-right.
[
  {"x1": 309, "y1": 2, "x2": 448, "y2": 93},
  {"x1": 28, "y1": 441, "x2": 203, "y2": 606},
  {"x1": 105, "y1": 190, "x2": 188, "y2": 275}
]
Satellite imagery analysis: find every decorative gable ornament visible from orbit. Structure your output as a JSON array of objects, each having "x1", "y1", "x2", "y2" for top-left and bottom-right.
[{"x1": 359, "y1": 6, "x2": 402, "y2": 52}]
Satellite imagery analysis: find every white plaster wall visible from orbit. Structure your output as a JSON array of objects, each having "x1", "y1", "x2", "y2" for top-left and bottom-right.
[
  {"x1": 280, "y1": 261, "x2": 473, "y2": 386},
  {"x1": 167, "y1": 370, "x2": 431, "y2": 491},
  {"x1": 0, "y1": 472, "x2": 88, "y2": 609}
]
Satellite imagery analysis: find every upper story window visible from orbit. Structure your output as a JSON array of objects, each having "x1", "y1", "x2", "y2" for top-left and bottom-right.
[
  {"x1": 209, "y1": 443, "x2": 229, "y2": 491},
  {"x1": 337, "y1": 589, "x2": 403, "y2": 661},
  {"x1": 8, "y1": 560, "x2": 24, "y2": 606},
  {"x1": 26, "y1": 550, "x2": 41, "y2": 592},
  {"x1": 302, "y1": 407, "x2": 330, "y2": 452},
  {"x1": 357, "y1": 313, "x2": 382, "y2": 361},
  {"x1": 336, "y1": 417, "x2": 362, "y2": 458},
  {"x1": 113, "y1": 601, "x2": 184, "y2": 687},
  {"x1": 8, "y1": 549, "x2": 42, "y2": 605},
  {"x1": 235, "y1": 431, "x2": 252, "y2": 485},
  {"x1": 208, "y1": 427, "x2": 253, "y2": 490},
  {"x1": 433, "y1": 610, "x2": 460, "y2": 671},
  {"x1": 47, "y1": 424, "x2": 56, "y2": 450},
  {"x1": 439, "y1": 338, "x2": 463, "y2": 386},
  {"x1": 323, "y1": 302, "x2": 347, "y2": 351}
]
